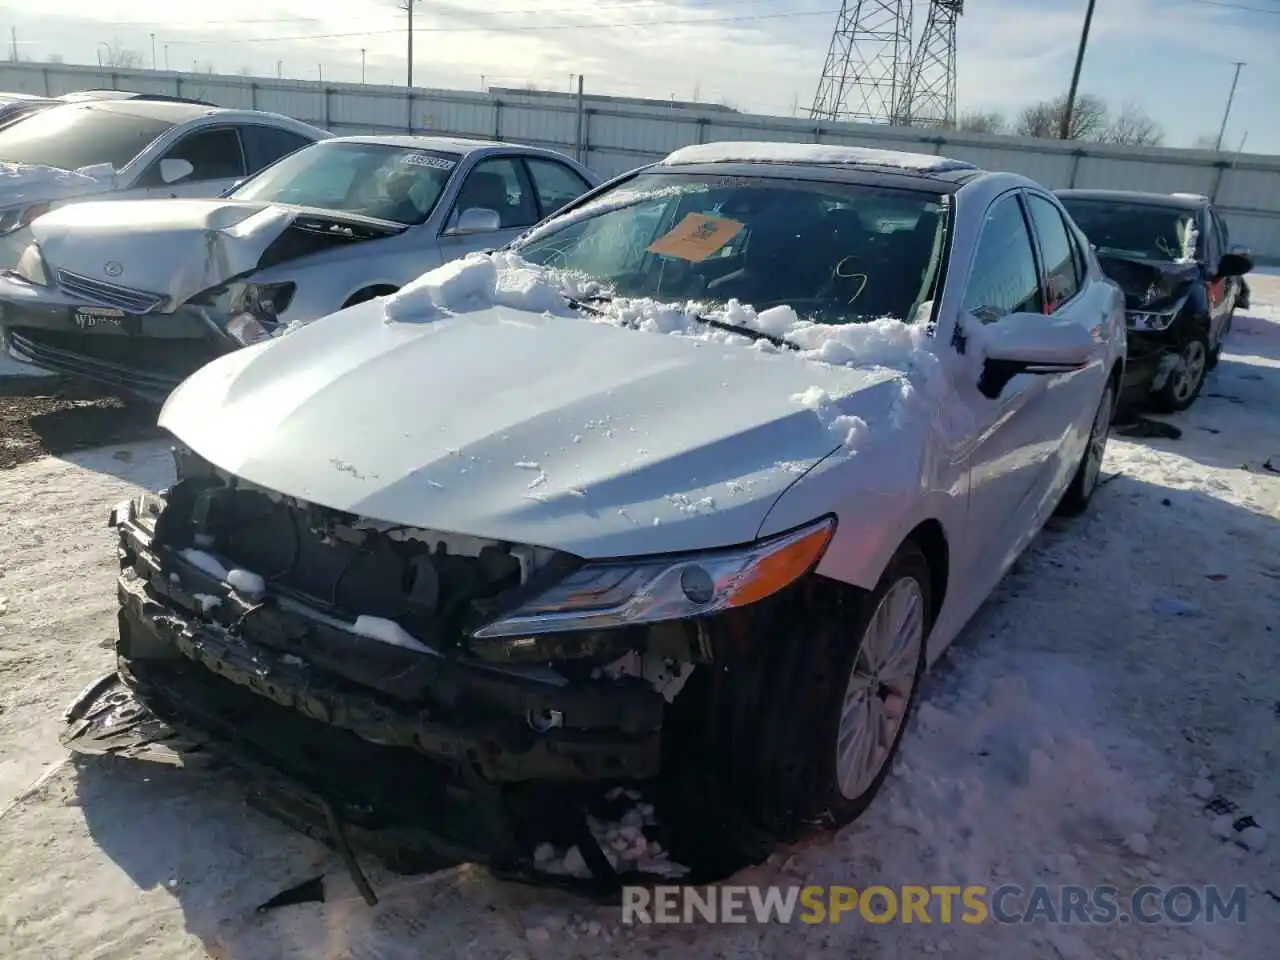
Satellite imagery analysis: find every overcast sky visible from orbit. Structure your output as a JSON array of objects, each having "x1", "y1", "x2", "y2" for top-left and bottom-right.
[{"x1": 1, "y1": 0, "x2": 1277, "y2": 154}]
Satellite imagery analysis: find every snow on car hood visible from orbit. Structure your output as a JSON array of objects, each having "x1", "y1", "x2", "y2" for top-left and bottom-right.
[
  {"x1": 0, "y1": 160, "x2": 116, "y2": 209},
  {"x1": 30, "y1": 197, "x2": 401, "y2": 305},
  {"x1": 161, "y1": 253, "x2": 939, "y2": 559}
]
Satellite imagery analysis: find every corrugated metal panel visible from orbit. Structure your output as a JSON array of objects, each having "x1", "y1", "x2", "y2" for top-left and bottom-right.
[
  {"x1": 1073, "y1": 156, "x2": 1217, "y2": 195},
  {"x1": 3, "y1": 61, "x2": 1280, "y2": 258},
  {"x1": 252, "y1": 85, "x2": 327, "y2": 124},
  {"x1": 1217, "y1": 168, "x2": 1280, "y2": 214}
]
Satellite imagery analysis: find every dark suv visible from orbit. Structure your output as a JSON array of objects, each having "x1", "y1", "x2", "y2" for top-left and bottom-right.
[{"x1": 1056, "y1": 189, "x2": 1252, "y2": 413}]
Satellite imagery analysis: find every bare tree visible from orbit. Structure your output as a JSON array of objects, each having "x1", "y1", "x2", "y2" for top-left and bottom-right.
[
  {"x1": 48, "y1": 53, "x2": 64, "y2": 64},
  {"x1": 1014, "y1": 93, "x2": 1109, "y2": 141},
  {"x1": 237, "y1": 65, "x2": 253, "y2": 77},
  {"x1": 100, "y1": 38, "x2": 143, "y2": 69},
  {"x1": 1099, "y1": 101, "x2": 1165, "y2": 146},
  {"x1": 1192, "y1": 133, "x2": 1220, "y2": 150},
  {"x1": 956, "y1": 110, "x2": 1007, "y2": 135}
]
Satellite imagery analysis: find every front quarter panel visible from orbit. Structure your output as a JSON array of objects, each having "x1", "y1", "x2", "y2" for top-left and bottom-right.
[{"x1": 756, "y1": 374, "x2": 963, "y2": 611}]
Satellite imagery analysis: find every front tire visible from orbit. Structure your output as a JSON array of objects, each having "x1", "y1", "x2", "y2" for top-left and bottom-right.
[
  {"x1": 1057, "y1": 381, "x2": 1115, "y2": 517},
  {"x1": 1150, "y1": 329, "x2": 1209, "y2": 413}
]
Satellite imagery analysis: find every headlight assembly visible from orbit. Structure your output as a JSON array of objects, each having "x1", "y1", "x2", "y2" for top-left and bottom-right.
[
  {"x1": 471, "y1": 516, "x2": 836, "y2": 639},
  {"x1": 0, "y1": 201, "x2": 51, "y2": 237},
  {"x1": 1126, "y1": 309, "x2": 1178, "y2": 332},
  {"x1": 13, "y1": 243, "x2": 49, "y2": 286}
]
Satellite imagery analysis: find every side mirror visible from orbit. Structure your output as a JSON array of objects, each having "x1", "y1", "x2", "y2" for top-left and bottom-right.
[
  {"x1": 158, "y1": 157, "x2": 195, "y2": 185},
  {"x1": 1215, "y1": 251, "x2": 1252, "y2": 278},
  {"x1": 973, "y1": 312, "x2": 1094, "y2": 399},
  {"x1": 447, "y1": 207, "x2": 501, "y2": 236}
]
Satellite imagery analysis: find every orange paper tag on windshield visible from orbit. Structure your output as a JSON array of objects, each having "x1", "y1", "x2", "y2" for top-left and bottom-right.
[{"x1": 647, "y1": 213, "x2": 744, "y2": 262}]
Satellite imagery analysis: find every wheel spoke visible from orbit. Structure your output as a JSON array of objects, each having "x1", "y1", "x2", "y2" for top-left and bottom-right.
[{"x1": 835, "y1": 576, "x2": 926, "y2": 801}]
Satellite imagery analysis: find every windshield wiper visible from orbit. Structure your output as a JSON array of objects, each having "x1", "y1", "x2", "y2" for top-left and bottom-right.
[{"x1": 563, "y1": 294, "x2": 800, "y2": 351}]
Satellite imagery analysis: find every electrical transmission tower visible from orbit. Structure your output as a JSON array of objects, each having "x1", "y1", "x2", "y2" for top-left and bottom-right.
[
  {"x1": 810, "y1": 0, "x2": 913, "y2": 124},
  {"x1": 902, "y1": 1, "x2": 963, "y2": 127}
]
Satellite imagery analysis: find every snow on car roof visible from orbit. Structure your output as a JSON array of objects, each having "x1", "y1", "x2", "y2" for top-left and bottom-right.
[
  {"x1": 333, "y1": 134, "x2": 527, "y2": 154},
  {"x1": 659, "y1": 141, "x2": 978, "y2": 174}
]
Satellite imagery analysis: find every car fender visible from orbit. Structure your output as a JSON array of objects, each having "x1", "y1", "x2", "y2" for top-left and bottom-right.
[{"x1": 754, "y1": 402, "x2": 957, "y2": 596}]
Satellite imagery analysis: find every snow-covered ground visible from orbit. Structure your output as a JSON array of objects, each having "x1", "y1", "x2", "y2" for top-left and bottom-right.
[{"x1": 2, "y1": 282, "x2": 1279, "y2": 959}]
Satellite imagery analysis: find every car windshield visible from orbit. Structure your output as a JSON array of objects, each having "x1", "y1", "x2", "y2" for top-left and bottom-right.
[
  {"x1": 513, "y1": 171, "x2": 948, "y2": 325},
  {"x1": 1060, "y1": 198, "x2": 1201, "y2": 263},
  {"x1": 0, "y1": 103, "x2": 174, "y2": 171},
  {"x1": 231, "y1": 141, "x2": 460, "y2": 225}
]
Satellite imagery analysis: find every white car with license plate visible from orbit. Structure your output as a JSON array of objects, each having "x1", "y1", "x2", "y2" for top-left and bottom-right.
[{"x1": 62, "y1": 142, "x2": 1127, "y2": 886}]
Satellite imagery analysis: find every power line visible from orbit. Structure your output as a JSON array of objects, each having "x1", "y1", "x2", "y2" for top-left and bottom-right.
[
  {"x1": 161, "y1": 8, "x2": 841, "y2": 45},
  {"x1": 1187, "y1": 0, "x2": 1280, "y2": 14}
]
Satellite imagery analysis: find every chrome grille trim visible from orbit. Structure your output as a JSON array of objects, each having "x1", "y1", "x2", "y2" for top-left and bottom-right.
[{"x1": 56, "y1": 269, "x2": 166, "y2": 314}]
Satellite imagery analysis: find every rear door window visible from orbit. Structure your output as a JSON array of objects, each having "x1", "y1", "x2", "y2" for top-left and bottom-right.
[
  {"x1": 241, "y1": 125, "x2": 314, "y2": 173},
  {"x1": 1024, "y1": 193, "x2": 1082, "y2": 312}
]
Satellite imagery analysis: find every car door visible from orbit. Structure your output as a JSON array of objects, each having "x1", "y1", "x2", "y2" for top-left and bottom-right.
[
  {"x1": 523, "y1": 156, "x2": 594, "y2": 220},
  {"x1": 436, "y1": 156, "x2": 541, "y2": 262},
  {"x1": 132, "y1": 126, "x2": 248, "y2": 199},
  {"x1": 1203, "y1": 206, "x2": 1233, "y2": 346},
  {"x1": 957, "y1": 190, "x2": 1081, "y2": 579},
  {"x1": 1021, "y1": 190, "x2": 1110, "y2": 503}
]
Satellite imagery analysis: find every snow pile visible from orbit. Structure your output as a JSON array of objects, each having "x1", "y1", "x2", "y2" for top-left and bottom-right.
[
  {"x1": 790, "y1": 386, "x2": 869, "y2": 448},
  {"x1": 659, "y1": 141, "x2": 977, "y2": 173},
  {"x1": 351, "y1": 614, "x2": 441, "y2": 656},
  {"x1": 533, "y1": 790, "x2": 690, "y2": 879},
  {"x1": 226, "y1": 568, "x2": 265, "y2": 598},
  {"x1": 383, "y1": 251, "x2": 600, "y2": 325}
]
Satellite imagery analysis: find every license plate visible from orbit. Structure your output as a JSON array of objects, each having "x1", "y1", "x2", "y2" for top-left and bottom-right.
[{"x1": 73, "y1": 306, "x2": 126, "y2": 330}]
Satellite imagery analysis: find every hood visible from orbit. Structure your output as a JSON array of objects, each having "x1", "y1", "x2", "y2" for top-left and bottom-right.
[
  {"x1": 1097, "y1": 253, "x2": 1201, "y2": 311},
  {"x1": 159, "y1": 301, "x2": 901, "y2": 559},
  {"x1": 0, "y1": 161, "x2": 115, "y2": 210},
  {"x1": 32, "y1": 198, "x2": 403, "y2": 305}
]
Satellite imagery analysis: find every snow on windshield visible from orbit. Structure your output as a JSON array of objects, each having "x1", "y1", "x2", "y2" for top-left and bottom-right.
[{"x1": 383, "y1": 250, "x2": 944, "y2": 452}]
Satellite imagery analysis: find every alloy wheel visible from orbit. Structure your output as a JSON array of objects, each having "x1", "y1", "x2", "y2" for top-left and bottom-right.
[
  {"x1": 1171, "y1": 340, "x2": 1207, "y2": 404},
  {"x1": 835, "y1": 577, "x2": 925, "y2": 800}
]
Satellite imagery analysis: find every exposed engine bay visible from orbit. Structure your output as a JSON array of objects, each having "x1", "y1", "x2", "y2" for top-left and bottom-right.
[{"x1": 61, "y1": 444, "x2": 802, "y2": 898}]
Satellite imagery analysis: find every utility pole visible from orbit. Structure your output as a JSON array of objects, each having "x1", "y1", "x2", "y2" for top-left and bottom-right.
[
  {"x1": 1059, "y1": 0, "x2": 1097, "y2": 140},
  {"x1": 276, "y1": 60, "x2": 283, "y2": 79},
  {"x1": 164, "y1": 44, "x2": 169, "y2": 71},
  {"x1": 1214, "y1": 61, "x2": 1244, "y2": 152},
  {"x1": 403, "y1": 0, "x2": 420, "y2": 88},
  {"x1": 150, "y1": 33, "x2": 156, "y2": 69},
  {"x1": 318, "y1": 64, "x2": 323, "y2": 82},
  {"x1": 9, "y1": 27, "x2": 16, "y2": 62},
  {"x1": 361, "y1": 48, "x2": 366, "y2": 84}
]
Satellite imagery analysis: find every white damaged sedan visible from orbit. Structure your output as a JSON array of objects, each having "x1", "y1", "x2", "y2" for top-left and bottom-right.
[{"x1": 64, "y1": 142, "x2": 1125, "y2": 889}]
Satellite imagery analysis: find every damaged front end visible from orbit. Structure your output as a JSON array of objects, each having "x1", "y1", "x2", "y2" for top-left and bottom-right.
[
  {"x1": 65, "y1": 444, "x2": 813, "y2": 894},
  {"x1": 1097, "y1": 253, "x2": 1204, "y2": 392}
]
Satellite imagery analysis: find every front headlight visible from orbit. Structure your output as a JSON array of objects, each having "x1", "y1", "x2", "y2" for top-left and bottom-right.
[
  {"x1": 13, "y1": 243, "x2": 49, "y2": 286},
  {"x1": 1126, "y1": 309, "x2": 1178, "y2": 332},
  {"x1": 471, "y1": 516, "x2": 836, "y2": 639},
  {"x1": 0, "y1": 201, "x2": 51, "y2": 237}
]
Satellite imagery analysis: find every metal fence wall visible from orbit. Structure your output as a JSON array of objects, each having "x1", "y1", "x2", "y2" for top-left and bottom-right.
[{"x1": 4, "y1": 60, "x2": 1280, "y2": 261}]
